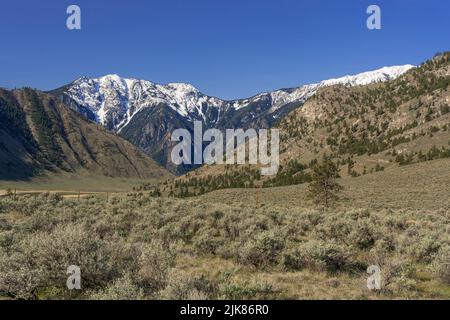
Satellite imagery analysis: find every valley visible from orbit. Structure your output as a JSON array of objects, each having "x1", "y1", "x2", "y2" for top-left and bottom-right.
[{"x1": 0, "y1": 52, "x2": 449, "y2": 301}]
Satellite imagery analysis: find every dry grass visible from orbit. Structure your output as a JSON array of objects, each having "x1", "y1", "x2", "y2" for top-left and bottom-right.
[
  {"x1": 199, "y1": 158, "x2": 450, "y2": 212},
  {"x1": 0, "y1": 170, "x2": 160, "y2": 193},
  {"x1": 0, "y1": 158, "x2": 449, "y2": 300}
]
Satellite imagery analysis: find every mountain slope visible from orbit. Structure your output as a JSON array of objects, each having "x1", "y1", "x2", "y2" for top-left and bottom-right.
[
  {"x1": 0, "y1": 88, "x2": 172, "y2": 180},
  {"x1": 52, "y1": 65, "x2": 413, "y2": 174},
  {"x1": 275, "y1": 54, "x2": 450, "y2": 170},
  {"x1": 164, "y1": 52, "x2": 450, "y2": 196}
]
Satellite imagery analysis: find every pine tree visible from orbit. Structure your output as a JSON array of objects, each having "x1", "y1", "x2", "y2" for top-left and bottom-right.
[{"x1": 307, "y1": 157, "x2": 343, "y2": 209}]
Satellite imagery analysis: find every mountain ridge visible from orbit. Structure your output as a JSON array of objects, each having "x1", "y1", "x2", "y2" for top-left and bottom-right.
[
  {"x1": 52, "y1": 64, "x2": 414, "y2": 174},
  {"x1": 57, "y1": 64, "x2": 414, "y2": 130}
]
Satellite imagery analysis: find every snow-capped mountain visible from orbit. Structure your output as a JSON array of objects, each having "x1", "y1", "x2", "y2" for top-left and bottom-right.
[
  {"x1": 60, "y1": 64, "x2": 414, "y2": 131},
  {"x1": 234, "y1": 65, "x2": 414, "y2": 114},
  {"x1": 53, "y1": 64, "x2": 414, "y2": 174},
  {"x1": 61, "y1": 74, "x2": 225, "y2": 131}
]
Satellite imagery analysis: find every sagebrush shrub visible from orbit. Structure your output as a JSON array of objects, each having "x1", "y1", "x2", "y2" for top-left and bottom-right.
[
  {"x1": 192, "y1": 228, "x2": 223, "y2": 255},
  {"x1": 410, "y1": 236, "x2": 442, "y2": 263},
  {"x1": 281, "y1": 247, "x2": 308, "y2": 271},
  {"x1": 0, "y1": 192, "x2": 448, "y2": 300},
  {"x1": 136, "y1": 240, "x2": 176, "y2": 294},
  {"x1": 298, "y1": 240, "x2": 354, "y2": 272},
  {"x1": 160, "y1": 270, "x2": 215, "y2": 300},
  {"x1": 238, "y1": 231, "x2": 285, "y2": 269},
  {"x1": 89, "y1": 274, "x2": 144, "y2": 300},
  {"x1": 0, "y1": 249, "x2": 43, "y2": 299},
  {"x1": 28, "y1": 223, "x2": 116, "y2": 288},
  {"x1": 348, "y1": 221, "x2": 378, "y2": 249},
  {"x1": 219, "y1": 279, "x2": 275, "y2": 300},
  {"x1": 432, "y1": 246, "x2": 450, "y2": 284}
]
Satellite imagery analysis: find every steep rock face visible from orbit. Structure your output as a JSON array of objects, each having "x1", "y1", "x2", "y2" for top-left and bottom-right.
[
  {"x1": 0, "y1": 88, "x2": 171, "y2": 180},
  {"x1": 53, "y1": 65, "x2": 414, "y2": 174}
]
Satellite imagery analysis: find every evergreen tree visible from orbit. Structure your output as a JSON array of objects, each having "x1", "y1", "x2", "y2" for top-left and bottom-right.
[{"x1": 307, "y1": 157, "x2": 343, "y2": 209}]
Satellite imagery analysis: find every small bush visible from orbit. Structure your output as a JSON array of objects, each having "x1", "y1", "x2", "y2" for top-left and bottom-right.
[
  {"x1": 192, "y1": 228, "x2": 223, "y2": 255},
  {"x1": 348, "y1": 221, "x2": 378, "y2": 249},
  {"x1": 0, "y1": 222, "x2": 120, "y2": 299},
  {"x1": 432, "y1": 246, "x2": 450, "y2": 285},
  {"x1": 383, "y1": 259, "x2": 417, "y2": 294},
  {"x1": 298, "y1": 240, "x2": 354, "y2": 272},
  {"x1": 160, "y1": 270, "x2": 215, "y2": 300},
  {"x1": 217, "y1": 271, "x2": 276, "y2": 300},
  {"x1": 238, "y1": 231, "x2": 285, "y2": 269},
  {"x1": 0, "y1": 249, "x2": 43, "y2": 299},
  {"x1": 410, "y1": 236, "x2": 442, "y2": 263},
  {"x1": 219, "y1": 279, "x2": 275, "y2": 300},
  {"x1": 136, "y1": 240, "x2": 176, "y2": 294},
  {"x1": 89, "y1": 274, "x2": 144, "y2": 300},
  {"x1": 27, "y1": 223, "x2": 115, "y2": 287},
  {"x1": 369, "y1": 250, "x2": 417, "y2": 294},
  {"x1": 281, "y1": 248, "x2": 308, "y2": 271}
]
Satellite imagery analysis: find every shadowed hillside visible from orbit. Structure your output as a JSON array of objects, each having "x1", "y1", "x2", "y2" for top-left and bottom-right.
[{"x1": 0, "y1": 88, "x2": 172, "y2": 181}]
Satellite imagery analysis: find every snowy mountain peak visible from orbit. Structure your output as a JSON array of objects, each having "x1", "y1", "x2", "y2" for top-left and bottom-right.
[
  {"x1": 321, "y1": 65, "x2": 415, "y2": 87},
  {"x1": 166, "y1": 82, "x2": 199, "y2": 93},
  {"x1": 100, "y1": 73, "x2": 122, "y2": 81},
  {"x1": 62, "y1": 64, "x2": 414, "y2": 131},
  {"x1": 65, "y1": 75, "x2": 224, "y2": 129}
]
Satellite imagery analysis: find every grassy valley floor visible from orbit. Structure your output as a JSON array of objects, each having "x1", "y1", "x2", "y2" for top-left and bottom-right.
[
  {"x1": 0, "y1": 170, "x2": 166, "y2": 195},
  {"x1": 0, "y1": 159, "x2": 449, "y2": 300}
]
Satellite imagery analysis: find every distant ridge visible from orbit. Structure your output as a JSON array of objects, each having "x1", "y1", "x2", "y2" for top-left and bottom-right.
[{"x1": 53, "y1": 64, "x2": 413, "y2": 174}]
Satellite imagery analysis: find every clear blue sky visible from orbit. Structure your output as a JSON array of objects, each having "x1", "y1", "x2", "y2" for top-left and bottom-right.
[{"x1": 0, "y1": 0, "x2": 449, "y2": 99}]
